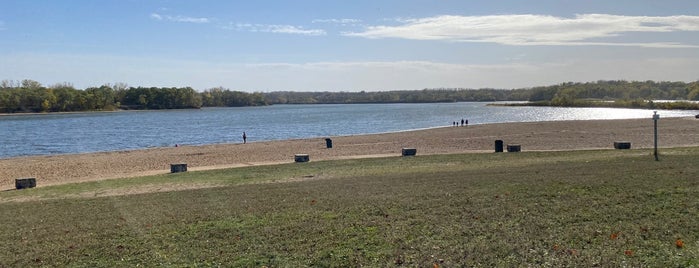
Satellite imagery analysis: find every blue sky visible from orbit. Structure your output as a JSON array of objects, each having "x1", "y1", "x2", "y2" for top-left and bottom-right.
[{"x1": 1, "y1": 0, "x2": 698, "y2": 91}]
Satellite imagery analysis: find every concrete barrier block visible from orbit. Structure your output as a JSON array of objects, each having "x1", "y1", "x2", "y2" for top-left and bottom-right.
[
  {"x1": 15, "y1": 178, "x2": 36, "y2": 189},
  {"x1": 295, "y1": 154, "x2": 310, "y2": 162},
  {"x1": 402, "y1": 148, "x2": 417, "y2": 156},
  {"x1": 170, "y1": 163, "x2": 188, "y2": 173}
]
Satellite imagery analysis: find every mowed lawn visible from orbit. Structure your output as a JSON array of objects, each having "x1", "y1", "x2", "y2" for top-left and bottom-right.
[{"x1": 1, "y1": 148, "x2": 697, "y2": 267}]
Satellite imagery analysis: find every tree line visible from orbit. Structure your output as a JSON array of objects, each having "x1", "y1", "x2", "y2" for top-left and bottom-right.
[
  {"x1": 527, "y1": 80, "x2": 699, "y2": 103},
  {"x1": 264, "y1": 88, "x2": 531, "y2": 104},
  {"x1": 517, "y1": 80, "x2": 699, "y2": 109},
  {"x1": 1, "y1": 79, "x2": 698, "y2": 113},
  {"x1": 0, "y1": 80, "x2": 266, "y2": 113},
  {"x1": 265, "y1": 80, "x2": 699, "y2": 105}
]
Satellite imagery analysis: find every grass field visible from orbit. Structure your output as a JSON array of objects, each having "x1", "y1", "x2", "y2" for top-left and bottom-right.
[{"x1": 1, "y1": 148, "x2": 698, "y2": 267}]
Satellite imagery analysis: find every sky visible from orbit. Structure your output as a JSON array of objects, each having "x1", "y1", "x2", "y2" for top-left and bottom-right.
[{"x1": 1, "y1": 0, "x2": 699, "y2": 92}]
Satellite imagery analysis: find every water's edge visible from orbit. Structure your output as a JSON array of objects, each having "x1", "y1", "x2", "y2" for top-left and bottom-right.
[{"x1": 2, "y1": 103, "x2": 697, "y2": 159}]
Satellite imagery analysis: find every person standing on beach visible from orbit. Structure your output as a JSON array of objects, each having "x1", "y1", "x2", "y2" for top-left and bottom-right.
[{"x1": 242, "y1": 132, "x2": 247, "y2": 144}]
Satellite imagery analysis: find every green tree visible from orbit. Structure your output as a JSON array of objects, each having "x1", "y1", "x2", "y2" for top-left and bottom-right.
[{"x1": 688, "y1": 82, "x2": 699, "y2": 100}]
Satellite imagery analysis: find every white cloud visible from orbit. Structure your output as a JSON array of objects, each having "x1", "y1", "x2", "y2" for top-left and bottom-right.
[
  {"x1": 149, "y1": 12, "x2": 324, "y2": 35},
  {"x1": 381, "y1": 17, "x2": 418, "y2": 23},
  {"x1": 223, "y1": 23, "x2": 326, "y2": 36},
  {"x1": 150, "y1": 13, "x2": 163, "y2": 20},
  {"x1": 345, "y1": 14, "x2": 699, "y2": 48},
  {"x1": 150, "y1": 12, "x2": 210, "y2": 24},
  {"x1": 312, "y1": 18, "x2": 362, "y2": 24},
  {"x1": 312, "y1": 18, "x2": 362, "y2": 26}
]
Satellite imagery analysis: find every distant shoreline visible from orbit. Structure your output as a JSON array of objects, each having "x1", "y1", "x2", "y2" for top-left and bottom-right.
[
  {"x1": 489, "y1": 100, "x2": 699, "y2": 110},
  {"x1": 4, "y1": 99, "x2": 699, "y2": 117},
  {"x1": 0, "y1": 108, "x2": 194, "y2": 117}
]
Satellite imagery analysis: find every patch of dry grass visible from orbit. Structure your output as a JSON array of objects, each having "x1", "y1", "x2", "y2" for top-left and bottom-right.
[{"x1": 1, "y1": 148, "x2": 698, "y2": 266}]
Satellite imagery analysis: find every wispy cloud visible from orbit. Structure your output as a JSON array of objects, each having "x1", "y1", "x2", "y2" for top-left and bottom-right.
[
  {"x1": 223, "y1": 23, "x2": 326, "y2": 36},
  {"x1": 312, "y1": 18, "x2": 362, "y2": 26},
  {"x1": 148, "y1": 10, "x2": 325, "y2": 36},
  {"x1": 345, "y1": 14, "x2": 699, "y2": 48},
  {"x1": 150, "y1": 13, "x2": 210, "y2": 24},
  {"x1": 380, "y1": 17, "x2": 418, "y2": 23},
  {"x1": 0, "y1": 21, "x2": 5, "y2": 30}
]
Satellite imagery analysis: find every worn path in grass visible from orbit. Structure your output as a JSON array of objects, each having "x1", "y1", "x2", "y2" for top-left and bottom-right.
[{"x1": 1, "y1": 117, "x2": 698, "y2": 189}]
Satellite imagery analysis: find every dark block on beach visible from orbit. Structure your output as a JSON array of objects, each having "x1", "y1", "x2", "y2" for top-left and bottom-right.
[
  {"x1": 295, "y1": 154, "x2": 310, "y2": 162},
  {"x1": 402, "y1": 148, "x2": 417, "y2": 156},
  {"x1": 507, "y1": 144, "x2": 521, "y2": 152},
  {"x1": 614, "y1": 141, "x2": 631, "y2": 149},
  {"x1": 170, "y1": 163, "x2": 188, "y2": 173},
  {"x1": 325, "y1": 138, "x2": 333, "y2": 149},
  {"x1": 15, "y1": 178, "x2": 36, "y2": 189}
]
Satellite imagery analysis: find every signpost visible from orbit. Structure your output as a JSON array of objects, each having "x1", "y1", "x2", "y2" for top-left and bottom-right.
[{"x1": 653, "y1": 111, "x2": 659, "y2": 161}]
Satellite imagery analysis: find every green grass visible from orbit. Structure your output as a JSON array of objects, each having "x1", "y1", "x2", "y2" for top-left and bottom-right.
[{"x1": 1, "y1": 148, "x2": 698, "y2": 267}]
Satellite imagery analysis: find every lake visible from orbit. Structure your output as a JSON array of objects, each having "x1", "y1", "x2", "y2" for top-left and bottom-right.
[{"x1": 1, "y1": 102, "x2": 697, "y2": 159}]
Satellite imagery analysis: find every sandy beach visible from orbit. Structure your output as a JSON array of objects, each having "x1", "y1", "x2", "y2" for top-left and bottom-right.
[{"x1": 2, "y1": 117, "x2": 698, "y2": 190}]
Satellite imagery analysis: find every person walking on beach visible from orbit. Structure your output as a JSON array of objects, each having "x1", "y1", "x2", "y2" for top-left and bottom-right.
[{"x1": 242, "y1": 132, "x2": 247, "y2": 144}]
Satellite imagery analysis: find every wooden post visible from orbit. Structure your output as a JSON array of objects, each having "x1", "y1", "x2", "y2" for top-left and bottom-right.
[
  {"x1": 15, "y1": 178, "x2": 37, "y2": 189},
  {"x1": 653, "y1": 111, "x2": 660, "y2": 161},
  {"x1": 170, "y1": 163, "x2": 188, "y2": 173}
]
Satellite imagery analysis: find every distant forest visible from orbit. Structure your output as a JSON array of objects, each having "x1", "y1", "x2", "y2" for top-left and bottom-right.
[{"x1": 1, "y1": 79, "x2": 699, "y2": 113}]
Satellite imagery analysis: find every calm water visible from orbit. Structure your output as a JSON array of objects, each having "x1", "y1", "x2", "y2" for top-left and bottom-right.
[{"x1": 1, "y1": 102, "x2": 697, "y2": 159}]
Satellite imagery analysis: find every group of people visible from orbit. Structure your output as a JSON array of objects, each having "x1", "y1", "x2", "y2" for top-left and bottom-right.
[{"x1": 452, "y1": 118, "x2": 469, "y2": 127}]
